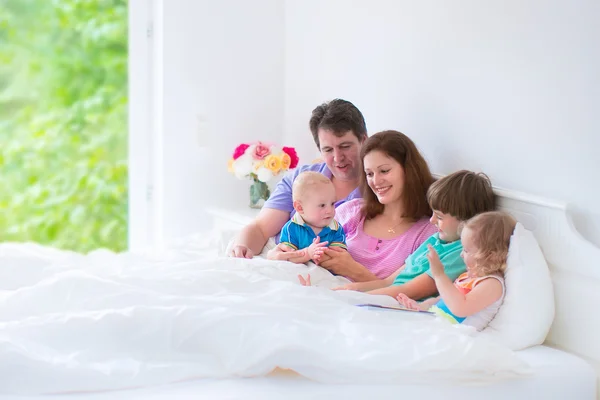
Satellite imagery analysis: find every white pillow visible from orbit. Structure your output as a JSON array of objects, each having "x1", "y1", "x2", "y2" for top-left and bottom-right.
[{"x1": 479, "y1": 222, "x2": 555, "y2": 350}]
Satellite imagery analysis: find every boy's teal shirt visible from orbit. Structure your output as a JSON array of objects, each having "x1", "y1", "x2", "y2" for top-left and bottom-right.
[{"x1": 393, "y1": 233, "x2": 466, "y2": 288}]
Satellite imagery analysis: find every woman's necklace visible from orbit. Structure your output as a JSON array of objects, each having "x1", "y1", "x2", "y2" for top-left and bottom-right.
[{"x1": 387, "y1": 219, "x2": 405, "y2": 234}]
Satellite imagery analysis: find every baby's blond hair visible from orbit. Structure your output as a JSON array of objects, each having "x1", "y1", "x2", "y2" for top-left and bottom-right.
[
  {"x1": 462, "y1": 211, "x2": 516, "y2": 277},
  {"x1": 292, "y1": 171, "x2": 333, "y2": 202}
]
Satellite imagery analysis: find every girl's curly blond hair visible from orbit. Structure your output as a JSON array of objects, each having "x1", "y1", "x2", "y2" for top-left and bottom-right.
[{"x1": 462, "y1": 211, "x2": 517, "y2": 277}]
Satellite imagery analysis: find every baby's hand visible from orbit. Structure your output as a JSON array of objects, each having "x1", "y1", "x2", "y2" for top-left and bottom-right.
[
  {"x1": 312, "y1": 246, "x2": 327, "y2": 264},
  {"x1": 426, "y1": 244, "x2": 445, "y2": 278},
  {"x1": 396, "y1": 293, "x2": 420, "y2": 310},
  {"x1": 307, "y1": 236, "x2": 328, "y2": 262},
  {"x1": 298, "y1": 274, "x2": 312, "y2": 286}
]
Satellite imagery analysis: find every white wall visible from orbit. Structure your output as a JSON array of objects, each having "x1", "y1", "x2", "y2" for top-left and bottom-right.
[
  {"x1": 157, "y1": 0, "x2": 285, "y2": 241},
  {"x1": 283, "y1": 0, "x2": 600, "y2": 246}
]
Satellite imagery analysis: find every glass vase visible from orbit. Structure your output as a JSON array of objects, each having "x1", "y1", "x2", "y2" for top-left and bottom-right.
[{"x1": 249, "y1": 178, "x2": 271, "y2": 209}]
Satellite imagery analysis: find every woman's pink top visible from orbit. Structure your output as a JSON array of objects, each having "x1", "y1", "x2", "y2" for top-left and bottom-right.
[{"x1": 335, "y1": 199, "x2": 437, "y2": 279}]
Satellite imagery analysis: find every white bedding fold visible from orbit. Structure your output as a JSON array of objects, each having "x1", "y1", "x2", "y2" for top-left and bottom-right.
[{"x1": 0, "y1": 231, "x2": 530, "y2": 395}]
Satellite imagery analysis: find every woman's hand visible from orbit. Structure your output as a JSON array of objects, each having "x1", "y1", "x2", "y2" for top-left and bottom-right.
[
  {"x1": 426, "y1": 244, "x2": 445, "y2": 278},
  {"x1": 318, "y1": 246, "x2": 354, "y2": 275},
  {"x1": 396, "y1": 293, "x2": 420, "y2": 310},
  {"x1": 312, "y1": 247, "x2": 331, "y2": 265},
  {"x1": 267, "y1": 243, "x2": 307, "y2": 263},
  {"x1": 318, "y1": 247, "x2": 377, "y2": 282}
]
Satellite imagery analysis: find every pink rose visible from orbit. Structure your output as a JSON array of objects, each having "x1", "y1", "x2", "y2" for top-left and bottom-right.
[
  {"x1": 253, "y1": 142, "x2": 271, "y2": 160},
  {"x1": 282, "y1": 146, "x2": 299, "y2": 168},
  {"x1": 233, "y1": 143, "x2": 250, "y2": 160}
]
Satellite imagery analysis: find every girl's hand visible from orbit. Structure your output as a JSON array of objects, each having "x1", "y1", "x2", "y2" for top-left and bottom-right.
[
  {"x1": 298, "y1": 274, "x2": 312, "y2": 286},
  {"x1": 426, "y1": 244, "x2": 445, "y2": 278},
  {"x1": 396, "y1": 293, "x2": 420, "y2": 310}
]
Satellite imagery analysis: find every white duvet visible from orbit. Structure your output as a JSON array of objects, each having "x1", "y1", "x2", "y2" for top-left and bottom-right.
[{"x1": 0, "y1": 228, "x2": 530, "y2": 395}]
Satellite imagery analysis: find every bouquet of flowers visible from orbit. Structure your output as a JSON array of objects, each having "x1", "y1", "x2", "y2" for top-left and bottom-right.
[{"x1": 228, "y1": 141, "x2": 299, "y2": 208}]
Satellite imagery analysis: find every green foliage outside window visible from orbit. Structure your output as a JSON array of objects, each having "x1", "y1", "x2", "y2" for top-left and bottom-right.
[{"x1": 0, "y1": 0, "x2": 128, "y2": 252}]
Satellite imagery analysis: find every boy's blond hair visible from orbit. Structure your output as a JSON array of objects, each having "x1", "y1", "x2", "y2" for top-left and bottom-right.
[
  {"x1": 292, "y1": 171, "x2": 333, "y2": 202},
  {"x1": 427, "y1": 170, "x2": 495, "y2": 221},
  {"x1": 463, "y1": 211, "x2": 517, "y2": 277}
]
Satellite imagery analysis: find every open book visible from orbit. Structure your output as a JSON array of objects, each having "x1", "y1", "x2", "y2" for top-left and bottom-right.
[{"x1": 356, "y1": 303, "x2": 435, "y2": 314}]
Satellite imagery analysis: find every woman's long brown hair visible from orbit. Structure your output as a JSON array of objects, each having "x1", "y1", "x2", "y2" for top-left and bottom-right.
[{"x1": 360, "y1": 130, "x2": 434, "y2": 221}]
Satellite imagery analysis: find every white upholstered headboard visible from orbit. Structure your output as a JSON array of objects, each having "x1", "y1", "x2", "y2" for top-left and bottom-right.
[{"x1": 494, "y1": 187, "x2": 600, "y2": 376}]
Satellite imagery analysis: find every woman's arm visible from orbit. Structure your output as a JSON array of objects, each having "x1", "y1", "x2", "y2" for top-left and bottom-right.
[
  {"x1": 340, "y1": 260, "x2": 379, "y2": 282},
  {"x1": 367, "y1": 273, "x2": 438, "y2": 299},
  {"x1": 334, "y1": 264, "x2": 405, "y2": 291},
  {"x1": 318, "y1": 247, "x2": 378, "y2": 282}
]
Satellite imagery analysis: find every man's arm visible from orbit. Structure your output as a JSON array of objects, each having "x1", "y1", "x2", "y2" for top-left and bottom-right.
[{"x1": 230, "y1": 208, "x2": 291, "y2": 257}]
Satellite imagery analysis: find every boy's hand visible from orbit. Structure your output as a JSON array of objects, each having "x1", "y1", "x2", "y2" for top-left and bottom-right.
[
  {"x1": 426, "y1": 244, "x2": 445, "y2": 278},
  {"x1": 307, "y1": 236, "x2": 328, "y2": 262}
]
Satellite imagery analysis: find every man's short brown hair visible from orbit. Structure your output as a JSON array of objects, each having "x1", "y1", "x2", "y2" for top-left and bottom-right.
[
  {"x1": 427, "y1": 170, "x2": 495, "y2": 221},
  {"x1": 309, "y1": 99, "x2": 368, "y2": 149}
]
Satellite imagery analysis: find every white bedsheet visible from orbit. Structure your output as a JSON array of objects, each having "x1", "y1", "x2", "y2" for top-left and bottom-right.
[
  {"x1": 0, "y1": 346, "x2": 592, "y2": 400},
  {"x1": 0, "y1": 230, "x2": 530, "y2": 395}
]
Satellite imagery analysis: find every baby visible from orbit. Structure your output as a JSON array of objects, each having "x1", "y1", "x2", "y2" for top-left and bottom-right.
[
  {"x1": 397, "y1": 211, "x2": 516, "y2": 331},
  {"x1": 279, "y1": 171, "x2": 347, "y2": 264}
]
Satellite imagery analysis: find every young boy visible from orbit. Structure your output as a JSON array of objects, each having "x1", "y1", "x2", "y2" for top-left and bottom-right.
[
  {"x1": 279, "y1": 171, "x2": 347, "y2": 264},
  {"x1": 334, "y1": 170, "x2": 495, "y2": 299}
]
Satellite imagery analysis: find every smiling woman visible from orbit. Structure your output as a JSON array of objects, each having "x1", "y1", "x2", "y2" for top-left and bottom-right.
[
  {"x1": 319, "y1": 130, "x2": 437, "y2": 286},
  {"x1": 0, "y1": 0, "x2": 128, "y2": 252}
]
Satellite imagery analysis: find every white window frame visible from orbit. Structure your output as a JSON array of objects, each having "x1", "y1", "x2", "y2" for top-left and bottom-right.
[{"x1": 128, "y1": 0, "x2": 164, "y2": 250}]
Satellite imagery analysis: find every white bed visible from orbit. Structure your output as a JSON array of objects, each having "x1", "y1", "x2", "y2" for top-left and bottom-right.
[
  {"x1": 0, "y1": 188, "x2": 598, "y2": 399},
  {"x1": 0, "y1": 345, "x2": 593, "y2": 400}
]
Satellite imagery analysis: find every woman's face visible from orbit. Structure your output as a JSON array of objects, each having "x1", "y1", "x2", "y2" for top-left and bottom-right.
[{"x1": 363, "y1": 150, "x2": 405, "y2": 205}]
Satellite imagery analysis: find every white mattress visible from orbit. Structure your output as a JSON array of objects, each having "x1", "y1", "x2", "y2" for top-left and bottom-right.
[{"x1": 0, "y1": 345, "x2": 594, "y2": 400}]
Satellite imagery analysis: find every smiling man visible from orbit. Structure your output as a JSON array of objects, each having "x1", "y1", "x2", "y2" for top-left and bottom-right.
[{"x1": 229, "y1": 99, "x2": 368, "y2": 261}]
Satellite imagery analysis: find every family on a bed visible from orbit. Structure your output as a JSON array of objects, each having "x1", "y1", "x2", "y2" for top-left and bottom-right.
[{"x1": 230, "y1": 99, "x2": 514, "y2": 331}]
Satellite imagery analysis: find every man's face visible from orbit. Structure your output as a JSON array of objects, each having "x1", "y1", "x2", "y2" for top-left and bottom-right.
[{"x1": 318, "y1": 129, "x2": 364, "y2": 182}]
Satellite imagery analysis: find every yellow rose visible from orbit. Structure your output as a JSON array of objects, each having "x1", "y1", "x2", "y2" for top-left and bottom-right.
[
  {"x1": 227, "y1": 158, "x2": 234, "y2": 173},
  {"x1": 264, "y1": 154, "x2": 281, "y2": 174},
  {"x1": 280, "y1": 153, "x2": 291, "y2": 170}
]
